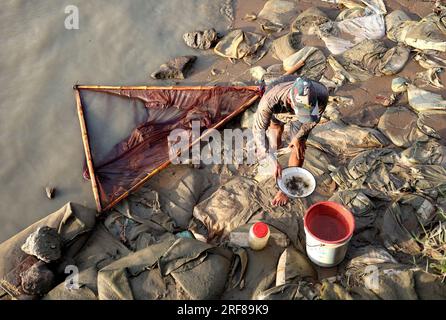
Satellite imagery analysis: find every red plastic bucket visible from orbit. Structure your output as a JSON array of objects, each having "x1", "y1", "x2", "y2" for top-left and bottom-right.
[{"x1": 304, "y1": 201, "x2": 355, "y2": 267}]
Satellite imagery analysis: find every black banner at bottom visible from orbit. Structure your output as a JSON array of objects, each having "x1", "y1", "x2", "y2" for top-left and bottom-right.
[{"x1": 0, "y1": 299, "x2": 439, "y2": 319}]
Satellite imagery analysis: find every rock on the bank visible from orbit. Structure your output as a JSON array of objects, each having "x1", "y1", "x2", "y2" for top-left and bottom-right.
[
  {"x1": 183, "y1": 29, "x2": 219, "y2": 50},
  {"x1": 20, "y1": 261, "x2": 55, "y2": 296},
  {"x1": 21, "y1": 226, "x2": 62, "y2": 263},
  {"x1": 151, "y1": 56, "x2": 197, "y2": 80}
]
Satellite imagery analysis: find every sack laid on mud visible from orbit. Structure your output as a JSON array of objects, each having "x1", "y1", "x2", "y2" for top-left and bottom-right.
[
  {"x1": 291, "y1": 7, "x2": 330, "y2": 35},
  {"x1": 343, "y1": 245, "x2": 446, "y2": 300},
  {"x1": 271, "y1": 32, "x2": 301, "y2": 61},
  {"x1": 214, "y1": 29, "x2": 266, "y2": 64},
  {"x1": 386, "y1": 10, "x2": 446, "y2": 52},
  {"x1": 283, "y1": 47, "x2": 327, "y2": 80},
  {"x1": 414, "y1": 52, "x2": 446, "y2": 88},
  {"x1": 145, "y1": 166, "x2": 211, "y2": 229},
  {"x1": 44, "y1": 267, "x2": 99, "y2": 300},
  {"x1": 400, "y1": 139, "x2": 446, "y2": 166},
  {"x1": 377, "y1": 106, "x2": 439, "y2": 148},
  {"x1": 321, "y1": 246, "x2": 394, "y2": 300},
  {"x1": 193, "y1": 177, "x2": 260, "y2": 242},
  {"x1": 43, "y1": 224, "x2": 131, "y2": 300},
  {"x1": 344, "y1": 247, "x2": 418, "y2": 299},
  {"x1": 275, "y1": 246, "x2": 317, "y2": 286},
  {"x1": 403, "y1": 165, "x2": 446, "y2": 199},
  {"x1": 302, "y1": 147, "x2": 337, "y2": 196},
  {"x1": 105, "y1": 189, "x2": 176, "y2": 250},
  {"x1": 193, "y1": 177, "x2": 302, "y2": 247},
  {"x1": 390, "y1": 82, "x2": 446, "y2": 135},
  {"x1": 258, "y1": 0, "x2": 298, "y2": 27},
  {"x1": 104, "y1": 210, "x2": 177, "y2": 253},
  {"x1": 96, "y1": 238, "x2": 233, "y2": 300},
  {"x1": 307, "y1": 120, "x2": 389, "y2": 159},
  {"x1": 318, "y1": 14, "x2": 386, "y2": 55},
  {"x1": 380, "y1": 194, "x2": 437, "y2": 256},
  {"x1": 329, "y1": 189, "x2": 388, "y2": 232},
  {"x1": 330, "y1": 148, "x2": 405, "y2": 194},
  {"x1": 100, "y1": 166, "x2": 210, "y2": 251},
  {"x1": 328, "y1": 39, "x2": 410, "y2": 82},
  {"x1": 415, "y1": 69, "x2": 444, "y2": 90},
  {"x1": 404, "y1": 84, "x2": 446, "y2": 114},
  {"x1": 330, "y1": 98, "x2": 386, "y2": 128}
]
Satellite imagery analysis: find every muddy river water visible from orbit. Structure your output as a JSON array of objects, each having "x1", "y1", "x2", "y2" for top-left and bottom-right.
[{"x1": 0, "y1": 0, "x2": 233, "y2": 241}]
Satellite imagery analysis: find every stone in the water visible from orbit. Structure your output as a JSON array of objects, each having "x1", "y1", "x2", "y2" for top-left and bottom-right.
[
  {"x1": 151, "y1": 56, "x2": 197, "y2": 80},
  {"x1": 183, "y1": 29, "x2": 219, "y2": 50},
  {"x1": 45, "y1": 186, "x2": 55, "y2": 199},
  {"x1": 21, "y1": 226, "x2": 62, "y2": 263},
  {"x1": 20, "y1": 261, "x2": 55, "y2": 296}
]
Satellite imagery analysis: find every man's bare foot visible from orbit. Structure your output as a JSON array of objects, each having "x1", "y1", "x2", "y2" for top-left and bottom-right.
[{"x1": 271, "y1": 191, "x2": 289, "y2": 207}]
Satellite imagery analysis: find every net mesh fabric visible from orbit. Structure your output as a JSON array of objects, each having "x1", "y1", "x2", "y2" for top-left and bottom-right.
[{"x1": 78, "y1": 86, "x2": 261, "y2": 211}]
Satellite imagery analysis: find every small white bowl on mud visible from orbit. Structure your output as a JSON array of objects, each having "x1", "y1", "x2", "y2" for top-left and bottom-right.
[{"x1": 277, "y1": 167, "x2": 316, "y2": 198}]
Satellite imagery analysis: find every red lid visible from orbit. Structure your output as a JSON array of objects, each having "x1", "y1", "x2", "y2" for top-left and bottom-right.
[{"x1": 252, "y1": 222, "x2": 269, "y2": 238}]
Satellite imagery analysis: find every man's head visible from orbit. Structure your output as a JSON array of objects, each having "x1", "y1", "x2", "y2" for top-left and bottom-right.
[{"x1": 289, "y1": 77, "x2": 315, "y2": 123}]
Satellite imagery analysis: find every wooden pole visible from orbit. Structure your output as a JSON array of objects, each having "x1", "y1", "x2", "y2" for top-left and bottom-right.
[
  {"x1": 102, "y1": 94, "x2": 260, "y2": 212},
  {"x1": 75, "y1": 85, "x2": 259, "y2": 91},
  {"x1": 74, "y1": 88, "x2": 103, "y2": 212}
]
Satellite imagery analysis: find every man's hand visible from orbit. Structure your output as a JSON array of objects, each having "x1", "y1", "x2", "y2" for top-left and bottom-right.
[{"x1": 273, "y1": 160, "x2": 282, "y2": 182}]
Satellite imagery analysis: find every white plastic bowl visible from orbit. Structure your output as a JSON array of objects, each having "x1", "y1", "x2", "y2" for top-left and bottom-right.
[{"x1": 277, "y1": 167, "x2": 316, "y2": 198}]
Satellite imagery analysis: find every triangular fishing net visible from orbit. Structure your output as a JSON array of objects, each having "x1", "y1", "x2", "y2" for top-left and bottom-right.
[{"x1": 74, "y1": 85, "x2": 261, "y2": 211}]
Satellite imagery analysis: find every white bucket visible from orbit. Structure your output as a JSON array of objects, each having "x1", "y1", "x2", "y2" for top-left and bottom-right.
[
  {"x1": 304, "y1": 227, "x2": 352, "y2": 267},
  {"x1": 303, "y1": 201, "x2": 355, "y2": 268}
]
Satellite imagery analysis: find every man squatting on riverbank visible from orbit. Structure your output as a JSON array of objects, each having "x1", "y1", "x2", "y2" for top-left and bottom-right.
[{"x1": 252, "y1": 75, "x2": 329, "y2": 207}]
